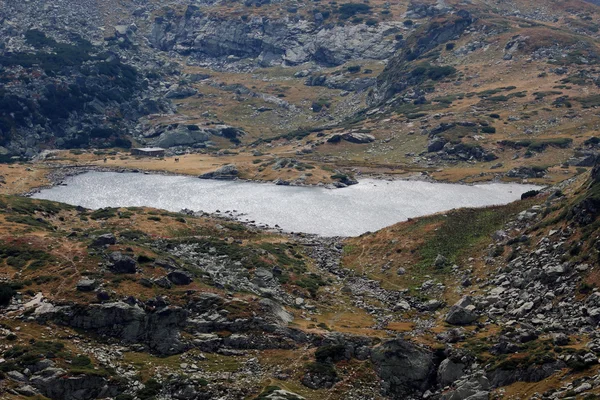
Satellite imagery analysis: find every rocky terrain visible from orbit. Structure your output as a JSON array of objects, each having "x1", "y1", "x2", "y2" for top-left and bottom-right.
[
  {"x1": 0, "y1": 0, "x2": 597, "y2": 185},
  {"x1": 1, "y1": 154, "x2": 600, "y2": 400},
  {"x1": 2, "y1": 0, "x2": 600, "y2": 399}
]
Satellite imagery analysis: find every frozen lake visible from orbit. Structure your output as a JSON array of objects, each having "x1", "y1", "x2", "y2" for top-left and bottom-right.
[{"x1": 32, "y1": 172, "x2": 541, "y2": 236}]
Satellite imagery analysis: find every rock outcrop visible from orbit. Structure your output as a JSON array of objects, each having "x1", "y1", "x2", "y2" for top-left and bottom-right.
[
  {"x1": 43, "y1": 301, "x2": 188, "y2": 355},
  {"x1": 445, "y1": 296, "x2": 479, "y2": 325},
  {"x1": 371, "y1": 339, "x2": 436, "y2": 397},
  {"x1": 199, "y1": 164, "x2": 239, "y2": 180},
  {"x1": 150, "y1": 6, "x2": 402, "y2": 68},
  {"x1": 107, "y1": 252, "x2": 137, "y2": 274}
]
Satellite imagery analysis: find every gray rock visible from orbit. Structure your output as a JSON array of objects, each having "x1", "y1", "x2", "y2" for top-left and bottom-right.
[
  {"x1": 16, "y1": 385, "x2": 38, "y2": 396},
  {"x1": 165, "y1": 85, "x2": 198, "y2": 99},
  {"x1": 107, "y1": 252, "x2": 137, "y2": 274},
  {"x1": 438, "y1": 359, "x2": 465, "y2": 387},
  {"x1": 193, "y1": 333, "x2": 222, "y2": 352},
  {"x1": 167, "y1": 270, "x2": 193, "y2": 285},
  {"x1": 31, "y1": 371, "x2": 116, "y2": 400},
  {"x1": 435, "y1": 254, "x2": 448, "y2": 268},
  {"x1": 441, "y1": 371, "x2": 490, "y2": 400},
  {"x1": 327, "y1": 132, "x2": 375, "y2": 144},
  {"x1": 552, "y1": 333, "x2": 570, "y2": 346},
  {"x1": 371, "y1": 339, "x2": 435, "y2": 397},
  {"x1": 7, "y1": 370, "x2": 27, "y2": 382},
  {"x1": 445, "y1": 297, "x2": 479, "y2": 325},
  {"x1": 150, "y1": 10, "x2": 400, "y2": 68},
  {"x1": 506, "y1": 166, "x2": 547, "y2": 179},
  {"x1": 428, "y1": 137, "x2": 447, "y2": 152},
  {"x1": 154, "y1": 125, "x2": 211, "y2": 148},
  {"x1": 575, "y1": 382, "x2": 593, "y2": 394},
  {"x1": 265, "y1": 389, "x2": 305, "y2": 399},
  {"x1": 199, "y1": 164, "x2": 239, "y2": 180},
  {"x1": 76, "y1": 279, "x2": 97, "y2": 292},
  {"x1": 91, "y1": 233, "x2": 116, "y2": 247},
  {"x1": 422, "y1": 299, "x2": 443, "y2": 311},
  {"x1": 50, "y1": 302, "x2": 187, "y2": 355},
  {"x1": 154, "y1": 276, "x2": 173, "y2": 289}
]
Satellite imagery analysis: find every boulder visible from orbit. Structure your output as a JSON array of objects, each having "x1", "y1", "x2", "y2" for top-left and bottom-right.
[
  {"x1": 154, "y1": 125, "x2": 211, "y2": 148},
  {"x1": 506, "y1": 167, "x2": 547, "y2": 179},
  {"x1": 264, "y1": 389, "x2": 305, "y2": 400},
  {"x1": 193, "y1": 333, "x2": 222, "y2": 352},
  {"x1": 154, "y1": 258, "x2": 179, "y2": 270},
  {"x1": 342, "y1": 132, "x2": 375, "y2": 144},
  {"x1": 107, "y1": 252, "x2": 137, "y2": 274},
  {"x1": 487, "y1": 360, "x2": 566, "y2": 387},
  {"x1": 199, "y1": 164, "x2": 239, "y2": 180},
  {"x1": 438, "y1": 358, "x2": 466, "y2": 387},
  {"x1": 552, "y1": 333, "x2": 570, "y2": 346},
  {"x1": 165, "y1": 85, "x2": 198, "y2": 99},
  {"x1": 16, "y1": 385, "x2": 38, "y2": 396},
  {"x1": 445, "y1": 297, "x2": 479, "y2": 325},
  {"x1": 154, "y1": 276, "x2": 173, "y2": 289},
  {"x1": 371, "y1": 339, "x2": 435, "y2": 397},
  {"x1": 327, "y1": 132, "x2": 375, "y2": 144},
  {"x1": 259, "y1": 298, "x2": 293, "y2": 326},
  {"x1": 76, "y1": 279, "x2": 97, "y2": 292},
  {"x1": 428, "y1": 137, "x2": 447, "y2": 152},
  {"x1": 167, "y1": 270, "x2": 193, "y2": 285},
  {"x1": 7, "y1": 370, "x2": 27, "y2": 382},
  {"x1": 445, "y1": 307, "x2": 478, "y2": 325},
  {"x1": 435, "y1": 254, "x2": 447, "y2": 268},
  {"x1": 91, "y1": 233, "x2": 116, "y2": 247},
  {"x1": 441, "y1": 371, "x2": 490, "y2": 400}
]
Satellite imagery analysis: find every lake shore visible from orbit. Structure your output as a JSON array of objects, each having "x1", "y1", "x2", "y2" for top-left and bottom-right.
[{"x1": 32, "y1": 170, "x2": 543, "y2": 237}]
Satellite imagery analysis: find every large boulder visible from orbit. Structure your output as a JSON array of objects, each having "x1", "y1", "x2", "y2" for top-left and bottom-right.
[
  {"x1": 259, "y1": 298, "x2": 293, "y2": 326},
  {"x1": 428, "y1": 137, "x2": 447, "y2": 152},
  {"x1": 441, "y1": 371, "x2": 490, "y2": 400},
  {"x1": 341, "y1": 132, "x2": 375, "y2": 144},
  {"x1": 167, "y1": 270, "x2": 193, "y2": 285},
  {"x1": 370, "y1": 339, "x2": 436, "y2": 397},
  {"x1": 76, "y1": 279, "x2": 97, "y2": 292},
  {"x1": 91, "y1": 233, "x2": 117, "y2": 247},
  {"x1": 438, "y1": 358, "x2": 466, "y2": 387},
  {"x1": 107, "y1": 252, "x2": 137, "y2": 274},
  {"x1": 445, "y1": 296, "x2": 479, "y2": 325},
  {"x1": 154, "y1": 125, "x2": 211, "y2": 148},
  {"x1": 199, "y1": 164, "x2": 239, "y2": 180},
  {"x1": 327, "y1": 132, "x2": 375, "y2": 144}
]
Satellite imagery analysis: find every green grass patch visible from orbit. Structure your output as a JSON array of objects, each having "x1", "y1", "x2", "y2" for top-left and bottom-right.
[{"x1": 417, "y1": 200, "x2": 538, "y2": 270}]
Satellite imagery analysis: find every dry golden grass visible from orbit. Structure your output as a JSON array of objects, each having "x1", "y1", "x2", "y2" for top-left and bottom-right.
[{"x1": 0, "y1": 163, "x2": 50, "y2": 195}]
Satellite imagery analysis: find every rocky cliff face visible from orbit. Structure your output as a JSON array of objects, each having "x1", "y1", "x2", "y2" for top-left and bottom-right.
[{"x1": 150, "y1": 5, "x2": 402, "y2": 68}]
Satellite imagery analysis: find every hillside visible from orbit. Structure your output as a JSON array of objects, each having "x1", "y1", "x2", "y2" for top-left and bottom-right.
[
  {"x1": 1, "y1": 155, "x2": 600, "y2": 399},
  {"x1": 0, "y1": 0, "x2": 598, "y2": 184}
]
